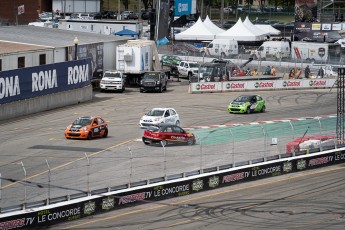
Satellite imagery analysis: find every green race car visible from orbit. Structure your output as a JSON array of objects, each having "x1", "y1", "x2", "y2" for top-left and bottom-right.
[{"x1": 228, "y1": 94, "x2": 266, "y2": 114}]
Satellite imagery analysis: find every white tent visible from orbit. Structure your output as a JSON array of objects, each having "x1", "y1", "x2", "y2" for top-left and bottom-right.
[
  {"x1": 243, "y1": 16, "x2": 269, "y2": 40},
  {"x1": 255, "y1": 24, "x2": 281, "y2": 35},
  {"x1": 203, "y1": 15, "x2": 225, "y2": 35},
  {"x1": 175, "y1": 17, "x2": 215, "y2": 41},
  {"x1": 216, "y1": 18, "x2": 262, "y2": 41}
]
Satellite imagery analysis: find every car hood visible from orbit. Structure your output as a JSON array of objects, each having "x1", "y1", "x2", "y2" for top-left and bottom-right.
[
  {"x1": 141, "y1": 115, "x2": 162, "y2": 120},
  {"x1": 231, "y1": 101, "x2": 247, "y2": 105},
  {"x1": 70, "y1": 124, "x2": 86, "y2": 131},
  {"x1": 102, "y1": 77, "x2": 122, "y2": 81}
]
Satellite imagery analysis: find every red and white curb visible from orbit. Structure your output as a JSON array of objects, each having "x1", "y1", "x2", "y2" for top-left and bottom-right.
[{"x1": 185, "y1": 114, "x2": 337, "y2": 130}]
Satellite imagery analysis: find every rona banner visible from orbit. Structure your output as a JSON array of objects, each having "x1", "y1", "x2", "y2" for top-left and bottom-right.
[{"x1": 0, "y1": 59, "x2": 92, "y2": 104}]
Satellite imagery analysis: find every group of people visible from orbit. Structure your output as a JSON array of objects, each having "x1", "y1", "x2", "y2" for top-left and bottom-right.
[
  {"x1": 289, "y1": 65, "x2": 311, "y2": 79},
  {"x1": 263, "y1": 66, "x2": 277, "y2": 76}
]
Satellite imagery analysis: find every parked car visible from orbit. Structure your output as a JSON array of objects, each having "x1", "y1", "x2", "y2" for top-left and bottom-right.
[
  {"x1": 223, "y1": 7, "x2": 232, "y2": 13},
  {"x1": 94, "y1": 11, "x2": 117, "y2": 19},
  {"x1": 228, "y1": 95, "x2": 266, "y2": 114},
  {"x1": 121, "y1": 11, "x2": 134, "y2": 19},
  {"x1": 223, "y1": 21, "x2": 236, "y2": 29},
  {"x1": 127, "y1": 12, "x2": 139, "y2": 20},
  {"x1": 140, "y1": 71, "x2": 168, "y2": 93},
  {"x1": 139, "y1": 108, "x2": 180, "y2": 128},
  {"x1": 142, "y1": 124, "x2": 195, "y2": 146},
  {"x1": 65, "y1": 116, "x2": 108, "y2": 140},
  {"x1": 177, "y1": 61, "x2": 200, "y2": 78}
]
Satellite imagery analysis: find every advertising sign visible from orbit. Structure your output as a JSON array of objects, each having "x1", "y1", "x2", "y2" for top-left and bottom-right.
[
  {"x1": 18, "y1": 5, "x2": 25, "y2": 15},
  {"x1": 222, "y1": 81, "x2": 247, "y2": 91},
  {"x1": 246, "y1": 81, "x2": 276, "y2": 90},
  {"x1": 191, "y1": 82, "x2": 222, "y2": 92},
  {"x1": 275, "y1": 80, "x2": 303, "y2": 89},
  {"x1": 174, "y1": 0, "x2": 196, "y2": 16},
  {"x1": 0, "y1": 59, "x2": 91, "y2": 105}
]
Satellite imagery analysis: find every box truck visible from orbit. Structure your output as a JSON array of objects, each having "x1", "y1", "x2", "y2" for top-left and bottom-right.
[
  {"x1": 251, "y1": 41, "x2": 290, "y2": 60},
  {"x1": 201, "y1": 39, "x2": 238, "y2": 58},
  {"x1": 116, "y1": 40, "x2": 170, "y2": 85},
  {"x1": 291, "y1": 42, "x2": 341, "y2": 63}
]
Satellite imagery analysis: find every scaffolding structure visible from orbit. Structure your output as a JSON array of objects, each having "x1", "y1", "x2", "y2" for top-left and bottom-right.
[{"x1": 337, "y1": 68, "x2": 345, "y2": 141}]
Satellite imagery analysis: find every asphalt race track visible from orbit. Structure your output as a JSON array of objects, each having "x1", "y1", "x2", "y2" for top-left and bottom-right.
[
  {"x1": 0, "y1": 79, "x2": 338, "y2": 210},
  {"x1": 49, "y1": 163, "x2": 345, "y2": 230}
]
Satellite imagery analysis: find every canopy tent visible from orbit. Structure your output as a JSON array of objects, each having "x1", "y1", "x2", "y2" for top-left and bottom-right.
[
  {"x1": 114, "y1": 28, "x2": 138, "y2": 37},
  {"x1": 243, "y1": 16, "x2": 269, "y2": 40},
  {"x1": 255, "y1": 24, "x2": 281, "y2": 35},
  {"x1": 216, "y1": 18, "x2": 262, "y2": 41},
  {"x1": 203, "y1": 15, "x2": 225, "y2": 35},
  {"x1": 174, "y1": 17, "x2": 215, "y2": 41}
]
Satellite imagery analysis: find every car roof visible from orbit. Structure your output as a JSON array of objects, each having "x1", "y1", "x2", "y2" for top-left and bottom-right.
[{"x1": 150, "y1": 108, "x2": 175, "y2": 111}]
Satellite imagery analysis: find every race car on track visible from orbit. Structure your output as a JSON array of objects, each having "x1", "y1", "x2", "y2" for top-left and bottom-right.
[
  {"x1": 65, "y1": 116, "x2": 108, "y2": 140},
  {"x1": 142, "y1": 124, "x2": 196, "y2": 146},
  {"x1": 139, "y1": 108, "x2": 180, "y2": 128},
  {"x1": 228, "y1": 94, "x2": 266, "y2": 114}
]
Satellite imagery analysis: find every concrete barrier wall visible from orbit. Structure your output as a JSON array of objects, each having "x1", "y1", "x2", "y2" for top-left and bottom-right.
[{"x1": 0, "y1": 86, "x2": 93, "y2": 121}]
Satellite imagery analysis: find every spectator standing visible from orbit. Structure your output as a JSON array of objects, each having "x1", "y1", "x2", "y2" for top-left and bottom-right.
[
  {"x1": 318, "y1": 67, "x2": 325, "y2": 78},
  {"x1": 289, "y1": 68, "x2": 295, "y2": 79},
  {"x1": 271, "y1": 66, "x2": 276, "y2": 76},
  {"x1": 305, "y1": 65, "x2": 311, "y2": 79},
  {"x1": 296, "y1": 68, "x2": 301, "y2": 78}
]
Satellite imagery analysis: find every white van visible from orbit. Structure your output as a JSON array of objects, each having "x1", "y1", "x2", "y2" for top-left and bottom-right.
[
  {"x1": 201, "y1": 39, "x2": 238, "y2": 58},
  {"x1": 252, "y1": 41, "x2": 290, "y2": 60}
]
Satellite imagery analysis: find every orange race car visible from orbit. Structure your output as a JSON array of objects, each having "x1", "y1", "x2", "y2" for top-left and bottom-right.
[{"x1": 65, "y1": 116, "x2": 108, "y2": 140}]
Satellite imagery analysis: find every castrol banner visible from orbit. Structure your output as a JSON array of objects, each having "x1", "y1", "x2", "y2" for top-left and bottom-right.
[
  {"x1": 189, "y1": 79, "x2": 335, "y2": 93},
  {"x1": 246, "y1": 81, "x2": 276, "y2": 90},
  {"x1": 275, "y1": 80, "x2": 303, "y2": 89},
  {"x1": 190, "y1": 82, "x2": 222, "y2": 92},
  {"x1": 222, "y1": 81, "x2": 247, "y2": 91}
]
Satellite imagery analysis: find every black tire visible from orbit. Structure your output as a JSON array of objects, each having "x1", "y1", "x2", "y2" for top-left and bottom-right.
[
  {"x1": 142, "y1": 137, "x2": 150, "y2": 145},
  {"x1": 187, "y1": 138, "x2": 195, "y2": 145},
  {"x1": 188, "y1": 72, "x2": 192, "y2": 79},
  {"x1": 261, "y1": 105, "x2": 266, "y2": 113},
  {"x1": 175, "y1": 120, "x2": 180, "y2": 126},
  {"x1": 121, "y1": 87, "x2": 125, "y2": 93},
  {"x1": 159, "y1": 86, "x2": 163, "y2": 93},
  {"x1": 140, "y1": 89, "x2": 144, "y2": 93},
  {"x1": 246, "y1": 106, "x2": 251, "y2": 114},
  {"x1": 87, "y1": 131, "x2": 93, "y2": 140},
  {"x1": 103, "y1": 129, "x2": 108, "y2": 138}
]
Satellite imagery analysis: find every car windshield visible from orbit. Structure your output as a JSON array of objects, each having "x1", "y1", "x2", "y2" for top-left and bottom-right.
[
  {"x1": 104, "y1": 72, "x2": 121, "y2": 79},
  {"x1": 147, "y1": 109, "x2": 165, "y2": 116},
  {"x1": 143, "y1": 73, "x2": 159, "y2": 80},
  {"x1": 73, "y1": 118, "x2": 92, "y2": 126},
  {"x1": 234, "y1": 96, "x2": 251, "y2": 102},
  {"x1": 147, "y1": 126, "x2": 160, "y2": 132},
  {"x1": 190, "y1": 63, "x2": 200, "y2": 68},
  {"x1": 199, "y1": 66, "x2": 213, "y2": 74}
]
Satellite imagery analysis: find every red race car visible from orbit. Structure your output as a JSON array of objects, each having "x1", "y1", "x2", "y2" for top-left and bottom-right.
[
  {"x1": 65, "y1": 116, "x2": 108, "y2": 140},
  {"x1": 142, "y1": 124, "x2": 196, "y2": 146}
]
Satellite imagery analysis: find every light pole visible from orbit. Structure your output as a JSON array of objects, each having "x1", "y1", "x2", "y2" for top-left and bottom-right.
[{"x1": 73, "y1": 36, "x2": 78, "y2": 60}]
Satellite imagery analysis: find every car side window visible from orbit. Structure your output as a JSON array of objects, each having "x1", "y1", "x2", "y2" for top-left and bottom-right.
[
  {"x1": 165, "y1": 127, "x2": 172, "y2": 132},
  {"x1": 98, "y1": 118, "x2": 103, "y2": 124},
  {"x1": 170, "y1": 109, "x2": 176, "y2": 115},
  {"x1": 93, "y1": 119, "x2": 98, "y2": 125},
  {"x1": 165, "y1": 110, "x2": 170, "y2": 117},
  {"x1": 172, "y1": 126, "x2": 183, "y2": 133}
]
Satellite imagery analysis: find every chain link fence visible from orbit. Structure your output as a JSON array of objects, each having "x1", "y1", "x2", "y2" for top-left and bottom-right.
[{"x1": 0, "y1": 116, "x2": 340, "y2": 213}]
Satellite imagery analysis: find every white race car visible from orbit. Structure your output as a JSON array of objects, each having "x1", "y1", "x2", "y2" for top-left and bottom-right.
[{"x1": 139, "y1": 108, "x2": 180, "y2": 128}]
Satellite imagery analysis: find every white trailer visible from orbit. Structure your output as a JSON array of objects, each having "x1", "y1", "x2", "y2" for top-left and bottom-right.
[
  {"x1": 115, "y1": 40, "x2": 164, "y2": 84},
  {"x1": 291, "y1": 42, "x2": 341, "y2": 63},
  {"x1": 251, "y1": 41, "x2": 290, "y2": 60}
]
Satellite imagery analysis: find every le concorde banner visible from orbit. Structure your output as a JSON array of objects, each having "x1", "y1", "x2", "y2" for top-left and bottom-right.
[
  {"x1": 1, "y1": 150, "x2": 345, "y2": 229},
  {"x1": 0, "y1": 59, "x2": 91, "y2": 105}
]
